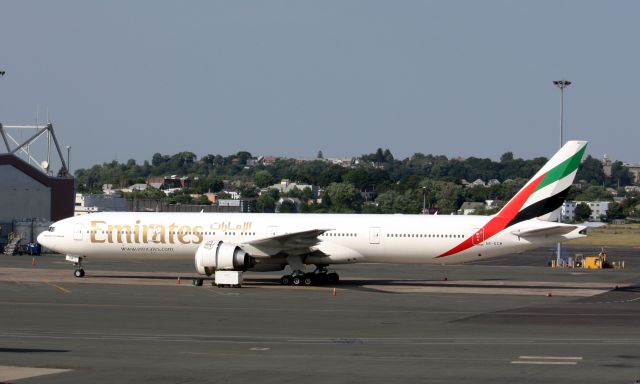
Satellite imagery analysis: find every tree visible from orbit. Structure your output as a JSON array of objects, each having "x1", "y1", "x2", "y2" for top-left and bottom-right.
[
  {"x1": 500, "y1": 152, "x2": 514, "y2": 162},
  {"x1": 574, "y1": 185, "x2": 613, "y2": 201},
  {"x1": 278, "y1": 199, "x2": 298, "y2": 213},
  {"x1": 254, "y1": 170, "x2": 274, "y2": 188},
  {"x1": 324, "y1": 182, "x2": 362, "y2": 213},
  {"x1": 608, "y1": 161, "x2": 633, "y2": 187},
  {"x1": 317, "y1": 150, "x2": 324, "y2": 159},
  {"x1": 605, "y1": 202, "x2": 625, "y2": 222},
  {"x1": 574, "y1": 202, "x2": 592, "y2": 222},
  {"x1": 576, "y1": 155, "x2": 605, "y2": 185},
  {"x1": 256, "y1": 193, "x2": 276, "y2": 213},
  {"x1": 238, "y1": 184, "x2": 259, "y2": 198}
]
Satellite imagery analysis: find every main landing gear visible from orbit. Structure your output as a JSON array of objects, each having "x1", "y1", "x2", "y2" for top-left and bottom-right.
[
  {"x1": 66, "y1": 255, "x2": 85, "y2": 278},
  {"x1": 280, "y1": 266, "x2": 339, "y2": 286}
]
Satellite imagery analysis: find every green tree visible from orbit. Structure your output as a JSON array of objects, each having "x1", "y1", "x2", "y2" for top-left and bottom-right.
[
  {"x1": 608, "y1": 161, "x2": 633, "y2": 187},
  {"x1": 324, "y1": 182, "x2": 362, "y2": 212},
  {"x1": 278, "y1": 199, "x2": 298, "y2": 213},
  {"x1": 576, "y1": 155, "x2": 605, "y2": 185},
  {"x1": 574, "y1": 185, "x2": 613, "y2": 201},
  {"x1": 574, "y1": 203, "x2": 592, "y2": 222},
  {"x1": 256, "y1": 193, "x2": 276, "y2": 213},
  {"x1": 254, "y1": 170, "x2": 275, "y2": 188},
  {"x1": 605, "y1": 202, "x2": 625, "y2": 222}
]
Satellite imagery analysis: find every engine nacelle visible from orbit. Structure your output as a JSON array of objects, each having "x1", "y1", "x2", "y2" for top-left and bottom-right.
[{"x1": 195, "y1": 240, "x2": 254, "y2": 275}]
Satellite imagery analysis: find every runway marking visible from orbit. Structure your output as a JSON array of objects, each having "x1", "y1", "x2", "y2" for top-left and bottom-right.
[
  {"x1": 2, "y1": 330, "x2": 640, "y2": 347},
  {"x1": 511, "y1": 355, "x2": 582, "y2": 365},
  {"x1": 511, "y1": 361, "x2": 577, "y2": 365},
  {"x1": 45, "y1": 282, "x2": 71, "y2": 294},
  {"x1": 249, "y1": 347, "x2": 271, "y2": 351},
  {"x1": 519, "y1": 356, "x2": 582, "y2": 360},
  {"x1": 0, "y1": 365, "x2": 71, "y2": 381}
]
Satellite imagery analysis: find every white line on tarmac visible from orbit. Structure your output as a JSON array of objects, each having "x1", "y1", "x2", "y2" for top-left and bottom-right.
[
  {"x1": 510, "y1": 361, "x2": 577, "y2": 365},
  {"x1": 519, "y1": 356, "x2": 582, "y2": 360}
]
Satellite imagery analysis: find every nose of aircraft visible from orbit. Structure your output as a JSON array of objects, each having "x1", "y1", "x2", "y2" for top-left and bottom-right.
[{"x1": 37, "y1": 231, "x2": 50, "y2": 248}]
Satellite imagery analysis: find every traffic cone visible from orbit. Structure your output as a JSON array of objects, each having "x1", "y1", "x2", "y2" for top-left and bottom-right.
[
  {"x1": 32, "y1": 257, "x2": 36, "y2": 266},
  {"x1": 177, "y1": 277, "x2": 181, "y2": 285},
  {"x1": 332, "y1": 288, "x2": 336, "y2": 296},
  {"x1": 546, "y1": 292, "x2": 552, "y2": 297}
]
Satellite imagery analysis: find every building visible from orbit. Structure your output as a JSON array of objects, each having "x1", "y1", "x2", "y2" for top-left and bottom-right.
[
  {"x1": 268, "y1": 179, "x2": 319, "y2": 198},
  {"x1": 74, "y1": 193, "x2": 128, "y2": 215},
  {"x1": 146, "y1": 175, "x2": 193, "y2": 190},
  {"x1": 561, "y1": 201, "x2": 610, "y2": 222},
  {"x1": 603, "y1": 154, "x2": 640, "y2": 185},
  {"x1": 623, "y1": 162, "x2": 640, "y2": 185},
  {"x1": 459, "y1": 202, "x2": 485, "y2": 215},
  {"x1": 0, "y1": 154, "x2": 74, "y2": 246}
]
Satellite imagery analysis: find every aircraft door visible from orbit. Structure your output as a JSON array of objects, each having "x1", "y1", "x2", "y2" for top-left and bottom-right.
[
  {"x1": 369, "y1": 227, "x2": 381, "y2": 244},
  {"x1": 73, "y1": 223, "x2": 84, "y2": 241}
]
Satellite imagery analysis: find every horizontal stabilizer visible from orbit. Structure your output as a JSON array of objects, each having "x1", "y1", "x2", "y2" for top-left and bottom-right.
[{"x1": 511, "y1": 225, "x2": 578, "y2": 238}]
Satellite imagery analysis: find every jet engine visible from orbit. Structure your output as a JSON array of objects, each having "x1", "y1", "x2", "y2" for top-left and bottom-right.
[{"x1": 195, "y1": 240, "x2": 254, "y2": 275}]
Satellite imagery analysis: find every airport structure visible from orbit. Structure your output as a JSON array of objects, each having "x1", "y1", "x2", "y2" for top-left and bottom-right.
[{"x1": 0, "y1": 123, "x2": 74, "y2": 251}]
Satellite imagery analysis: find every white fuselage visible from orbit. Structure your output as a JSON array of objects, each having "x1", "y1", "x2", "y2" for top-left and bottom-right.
[{"x1": 37, "y1": 211, "x2": 584, "y2": 266}]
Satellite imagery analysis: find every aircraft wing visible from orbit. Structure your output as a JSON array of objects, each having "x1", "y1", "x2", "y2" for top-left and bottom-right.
[
  {"x1": 240, "y1": 229, "x2": 331, "y2": 257},
  {"x1": 510, "y1": 225, "x2": 578, "y2": 238}
]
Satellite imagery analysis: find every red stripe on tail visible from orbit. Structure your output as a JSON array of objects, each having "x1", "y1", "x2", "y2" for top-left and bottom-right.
[{"x1": 437, "y1": 172, "x2": 546, "y2": 258}]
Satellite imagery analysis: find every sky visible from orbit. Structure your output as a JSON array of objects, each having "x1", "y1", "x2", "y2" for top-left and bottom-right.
[{"x1": 1, "y1": 1, "x2": 639, "y2": 173}]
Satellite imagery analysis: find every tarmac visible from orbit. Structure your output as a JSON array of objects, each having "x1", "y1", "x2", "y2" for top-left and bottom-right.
[{"x1": 1, "y1": 245, "x2": 639, "y2": 383}]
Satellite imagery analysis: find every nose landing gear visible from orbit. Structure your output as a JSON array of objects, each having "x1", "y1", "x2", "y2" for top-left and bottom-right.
[{"x1": 66, "y1": 255, "x2": 85, "y2": 278}]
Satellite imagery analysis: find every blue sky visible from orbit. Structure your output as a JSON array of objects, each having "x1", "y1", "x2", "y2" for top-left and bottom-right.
[{"x1": 1, "y1": 1, "x2": 639, "y2": 172}]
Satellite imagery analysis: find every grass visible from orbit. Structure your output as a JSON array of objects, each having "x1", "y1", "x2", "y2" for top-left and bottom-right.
[{"x1": 568, "y1": 223, "x2": 640, "y2": 247}]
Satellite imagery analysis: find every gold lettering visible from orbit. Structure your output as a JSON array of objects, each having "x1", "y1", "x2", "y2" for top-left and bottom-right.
[
  {"x1": 134, "y1": 220, "x2": 141, "y2": 243},
  {"x1": 142, "y1": 224, "x2": 149, "y2": 243},
  {"x1": 107, "y1": 224, "x2": 132, "y2": 243},
  {"x1": 168, "y1": 223, "x2": 177, "y2": 244},
  {"x1": 90, "y1": 221, "x2": 107, "y2": 243},
  {"x1": 177, "y1": 225, "x2": 191, "y2": 244},
  {"x1": 149, "y1": 224, "x2": 165, "y2": 244},
  {"x1": 193, "y1": 225, "x2": 204, "y2": 244}
]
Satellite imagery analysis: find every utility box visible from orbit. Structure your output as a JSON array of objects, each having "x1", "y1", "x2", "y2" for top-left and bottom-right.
[{"x1": 214, "y1": 270, "x2": 243, "y2": 288}]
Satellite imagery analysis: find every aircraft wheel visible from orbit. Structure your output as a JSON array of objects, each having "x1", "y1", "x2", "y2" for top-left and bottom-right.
[
  {"x1": 292, "y1": 276, "x2": 303, "y2": 286},
  {"x1": 193, "y1": 278, "x2": 204, "y2": 286},
  {"x1": 314, "y1": 273, "x2": 328, "y2": 285},
  {"x1": 280, "y1": 275, "x2": 292, "y2": 285},
  {"x1": 74, "y1": 269, "x2": 85, "y2": 278},
  {"x1": 327, "y1": 272, "x2": 339, "y2": 284},
  {"x1": 303, "y1": 276, "x2": 313, "y2": 286}
]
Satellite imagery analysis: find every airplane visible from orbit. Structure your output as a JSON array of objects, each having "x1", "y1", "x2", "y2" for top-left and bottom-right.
[{"x1": 38, "y1": 140, "x2": 588, "y2": 286}]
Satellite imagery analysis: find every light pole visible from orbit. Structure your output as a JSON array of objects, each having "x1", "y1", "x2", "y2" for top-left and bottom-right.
[
  {"x1": 553, "y1": 80, "x2": 571, "y2": 266},
  {"x1": 66, "y1": 145, "x2": 71, "y2": 175},
  {"x1": 553, "y1": 80, "x2": 571, "y2": 146},
  {"x1": 421, "y1": 186, "x2": 427, "y2": 214}
]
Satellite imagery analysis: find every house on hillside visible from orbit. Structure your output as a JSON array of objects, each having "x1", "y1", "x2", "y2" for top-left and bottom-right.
[{"x1": 459, "y1": 202, "x2": 485, "y2": 215}]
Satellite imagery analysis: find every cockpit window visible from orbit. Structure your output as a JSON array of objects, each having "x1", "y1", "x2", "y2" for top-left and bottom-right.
[{"x1": 48, "y1": 226, "x2": 55, "y2": 232}]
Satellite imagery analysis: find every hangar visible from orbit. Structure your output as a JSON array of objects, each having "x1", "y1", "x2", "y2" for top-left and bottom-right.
[{"x1": 0, "y1": 123, "x2": 74, "y2": 252}]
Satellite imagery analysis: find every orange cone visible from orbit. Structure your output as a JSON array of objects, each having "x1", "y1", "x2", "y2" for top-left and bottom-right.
[
  {"x1": 546, "y1": 292, "x2": 552, "y2": 297},
  {"x1": 32, "y1": 257, "x2": 36, "y2": 266},
  {"x1": 332, "y1": 288, "x2": 336, "y2": 296},
  {"x1": 177, "y1": 277, "x2": 181, "y2": 285}
]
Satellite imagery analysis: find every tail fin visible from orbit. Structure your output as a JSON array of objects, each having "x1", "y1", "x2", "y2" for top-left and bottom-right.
[
  {"x1": 496, "y1": 140, "x2": 587, "y2": 226},
  {"x1": 438, "y1": 141, "x2": 587, "y2": 258}
]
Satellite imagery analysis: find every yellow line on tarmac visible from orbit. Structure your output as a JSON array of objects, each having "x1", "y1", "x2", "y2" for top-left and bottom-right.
[{"x1": 46, "y1": 282, "x2": 71, "y2": 294}]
